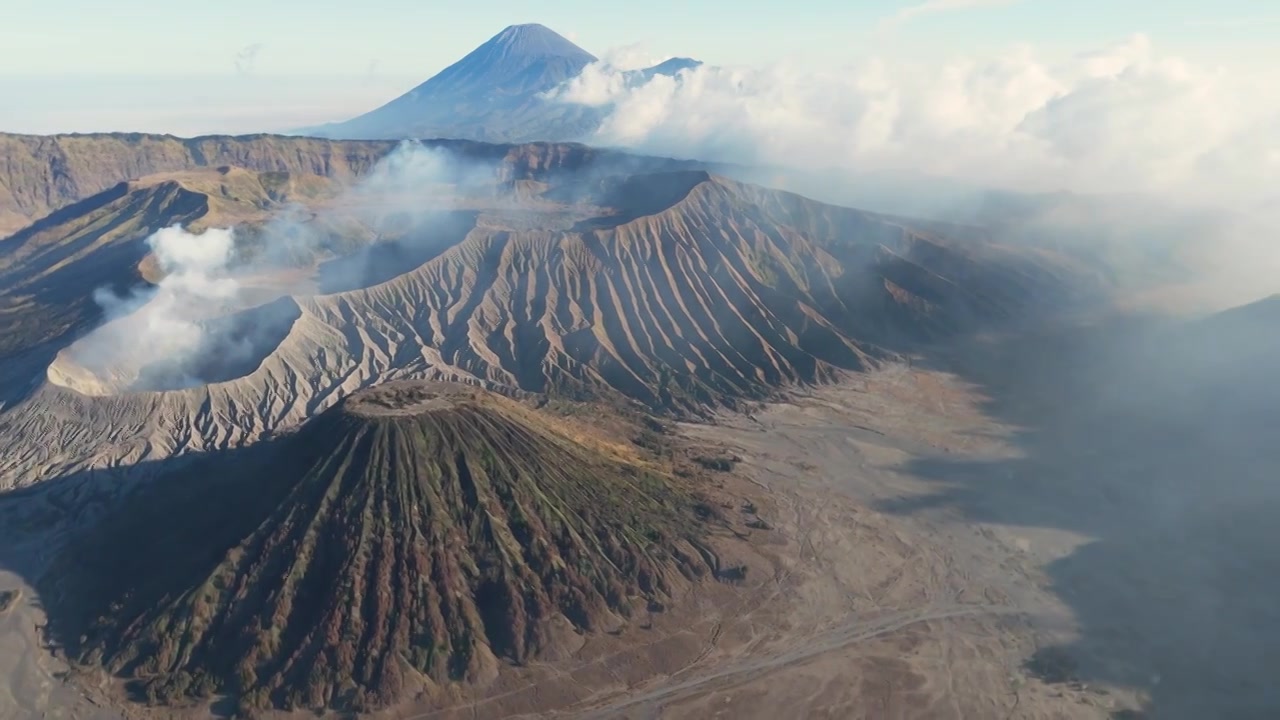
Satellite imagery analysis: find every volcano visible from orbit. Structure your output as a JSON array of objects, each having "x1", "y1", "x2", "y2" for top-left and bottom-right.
[
  {"x1": 0, "y1": 137, "x2": 1092, "y2": 490},
  {"x1": 300, "y1": 23, "x2": 695, "y2": 142},
  {"x1": 43, "y1": 381, "x2": 719, "y2": 712}
]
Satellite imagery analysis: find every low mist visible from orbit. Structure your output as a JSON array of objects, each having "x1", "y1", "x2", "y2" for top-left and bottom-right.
[
  {"x1": 555, "y1": 30, "x2": 1280, "y2": 717},
  {"x1": 550, "y1": 33, "x2": 1280, "y2": 311},
  {"x1": 561, "y1": 28, "x2": 1280, "y2": 720}
]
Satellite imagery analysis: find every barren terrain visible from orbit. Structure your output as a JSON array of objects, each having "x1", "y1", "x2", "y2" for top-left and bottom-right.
[
  {"x1": 545, "y1": 363, "x2": 1132, "y2": 720},
  {"x1": 3, "y1": 134, "x2": 1272, "y2": 719},
  {"x1": 0, "y1": 359, "x2": 1148, "y2": 719},
  {"x1": 0, "y1": 165, "x2": 1082, "y2": 490},
  {"x1": 6, "y1": 315, "x2": 1279, "y2": 718}
]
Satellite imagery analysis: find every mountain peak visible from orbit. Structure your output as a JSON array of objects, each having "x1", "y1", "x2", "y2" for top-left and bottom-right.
[
  {"x1": 499, "y1": 22, "x2": 548, "y2": 32},
  {"x1": 294, "y1": 22, "x2": 706, "y2": 142},
  {"x1": 484, "y1": 22, "x2": 594, "y2": 61},
  {"x1": 626, "y1": 57, "x2": 704, "y2": 85},
  {"x1": 301, "y1": 22, "x2": 600, "y2": 141},
  {"x1": 49, "y1": 379, "x2": 715, "y2": 711},
  {"x1": 650, "y1": 57, "x2": 702, "y2": 73}
]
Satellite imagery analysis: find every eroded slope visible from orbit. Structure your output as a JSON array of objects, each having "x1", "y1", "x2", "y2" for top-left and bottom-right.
[
  {"x1": 0, "y1": 171, "x2": 1088, "y2": 488},
  {"x1": 0, "y1": 134, "x2": 395, "y2": 236},
  {"x1": 303, "y1": 174, "x2": 1080, "y2": 411}
]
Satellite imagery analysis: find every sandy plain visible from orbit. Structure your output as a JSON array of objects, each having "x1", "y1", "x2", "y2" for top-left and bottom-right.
[{"x1": 0, "y1": 355, "x2": 1191, "y2": 719}]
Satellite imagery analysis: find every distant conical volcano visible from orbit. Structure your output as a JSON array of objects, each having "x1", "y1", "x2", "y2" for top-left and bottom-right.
[
  {"x1": 299, "y1": 23, "x2": 695, "y2": 143},
  {"x1": 403, "y1": 23, "x2": 596, "y2": 102}
]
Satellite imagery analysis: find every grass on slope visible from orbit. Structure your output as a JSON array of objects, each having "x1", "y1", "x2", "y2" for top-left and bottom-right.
[{"x1": 44, "y1": 383, "x2": 723, "y2": 714}]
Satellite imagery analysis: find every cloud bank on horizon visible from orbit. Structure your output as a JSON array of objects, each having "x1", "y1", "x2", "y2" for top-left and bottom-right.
[{"x1": 549, "y1": 33, "x2": 1278, "y2": 209}]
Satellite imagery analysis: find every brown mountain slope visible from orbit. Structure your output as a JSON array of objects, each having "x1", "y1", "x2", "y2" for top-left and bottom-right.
[
  {"x1": 0, "y1": 168, "x2": 1093, "y2": 489},
  {"x1": 42, "y1": 381, "x2": 721, "y2": 713},
  {"x1": 0, "y1": 135, "x2": 710, "y2": 363},
  {"x1": 0, "y1": 132, "x2": 718, "y2": 237},
  {"x1": 297, "y1": 173, "x2": 1084, "y2": 412},
  {"x1": 0, "y1": 180, "x2": 209, "y2": 359},
  {"x1": 0, "y1": 133, "x2": 395, "y2": 236},
  {"x1": 0, "y1": 166, "x2": 347, "y2": 360}
]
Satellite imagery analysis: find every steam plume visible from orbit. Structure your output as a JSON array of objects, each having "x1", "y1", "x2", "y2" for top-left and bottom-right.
[{"x1": 71, "y1": 141, "x2": 476, "y2": 393}]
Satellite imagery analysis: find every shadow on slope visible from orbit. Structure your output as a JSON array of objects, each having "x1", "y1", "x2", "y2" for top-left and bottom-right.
[
  {"x1": 0, "y1": 182, "x2": 213, "y2": 411},
  {"x1": 882, "y1": 299, "x2": 1280, "y2": 719},
  {"x1": 551, "y1": 170, "x2": 712, "y2": 230},
  {"x1": 0, "y1": 181, "x2": 210, "y2": 361},
  {"x1": 315, "y1": 210, "x2": 480, "y2": 293},
  {"x1": 299, "y1": 173, "x2": 1095, "y2": 419}
]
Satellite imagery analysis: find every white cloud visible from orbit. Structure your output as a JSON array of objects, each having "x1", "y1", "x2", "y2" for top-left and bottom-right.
[
  {"x1": 550, "y1": 34, "x2": 1280, "y2": 207},
  {"x1": 595, "y1": 43, "x2": 668, "y2": 71},
  {"x1": 234, "y1": 43, "x2": 265, "y2": 75},
  {"x1": 880, "y1": 0, "x2": 1021, "y2": 29}
]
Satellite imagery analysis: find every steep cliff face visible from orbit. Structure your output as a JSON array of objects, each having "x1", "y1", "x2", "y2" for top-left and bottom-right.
[
  {"x1": 0, "y1": 133, "x2": 397, "y2": 235},
  {"x1": 0, "y1": 133, "x2": 715, "y2": 237},
  {"x1": 0, "y1": 179, "x2": 213, "y2": 358}
]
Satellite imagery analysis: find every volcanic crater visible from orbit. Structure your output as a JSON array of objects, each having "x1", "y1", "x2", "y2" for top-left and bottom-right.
[{"x1": 46, "y1": 295, "x2": 304, "y2": 396}]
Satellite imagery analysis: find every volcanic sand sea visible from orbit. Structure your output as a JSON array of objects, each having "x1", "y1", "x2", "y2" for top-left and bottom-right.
[
  {"x1": 538, "y1": 363, "x2": 1126, "y2": 720},
  {"x1": 551, "y1": 315, "x2": 1280, "y2": 720},
  {"x1": 0, "y1": 362, "x2": 1086, "y2": 720},
  {"x1": 361, "y1": 356, "x2": 1168, "y2": 720},
  {"x1": 15, "y1": 301, "x2": 1276, "y2": 718}
]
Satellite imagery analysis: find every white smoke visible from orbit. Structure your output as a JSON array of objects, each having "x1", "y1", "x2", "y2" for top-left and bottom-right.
[
  {"x1": 70, "y1": 141, "x2": 478, "y2": 393},
  {"x1": 80, "y1": 226, "x2": 240, "y2": 389},
  {"x1": 351, "y1": 138, "x2": 459, "y2": 200},
  {"x1": 149, "y1": 225, "x2": 237, "y2": 277}
]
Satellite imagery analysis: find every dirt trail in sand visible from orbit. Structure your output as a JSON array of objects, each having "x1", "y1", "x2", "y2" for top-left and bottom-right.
[{"x1": 0, "y1": 547, "x2": 120, "y2": 720}]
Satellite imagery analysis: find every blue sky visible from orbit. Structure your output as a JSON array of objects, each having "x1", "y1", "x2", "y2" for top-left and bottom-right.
[{"x1": 1, "y1": 0, "x2": 1276, "y2": 134}]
